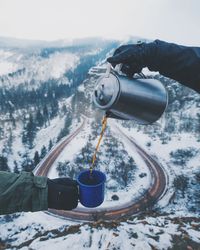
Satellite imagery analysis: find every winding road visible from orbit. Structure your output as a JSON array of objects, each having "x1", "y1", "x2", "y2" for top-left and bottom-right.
[{"x1": 35, "y1": 120, "x2": 167, "y2": 221}]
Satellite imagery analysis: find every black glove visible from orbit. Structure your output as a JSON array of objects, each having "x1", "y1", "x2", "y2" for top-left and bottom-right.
[
  {"x1": 107, "y1": 40, "x2": 200, "y2": 93},
  {"x1": 107, "y1": 42, "x2": 154, "y2": 77},
  {"x1": 47, "y1": 178, "x2": 78, "y2": 210}
]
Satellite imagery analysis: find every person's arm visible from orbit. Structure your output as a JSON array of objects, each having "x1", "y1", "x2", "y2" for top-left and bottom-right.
[
  {"x1": 0, "y1": 171, "x2": 78, "y2": 215},
  {"x1": 107, "y1": 40, "x2": 200, "y2": 93},
  {"x1": 0, "y1": 171, "x2": 48, "y2": 214}
]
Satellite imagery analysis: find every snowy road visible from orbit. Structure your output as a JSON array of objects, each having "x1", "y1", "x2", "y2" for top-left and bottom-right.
[{"x1": 35, "y1": 121, "x2": 167, "y2": 221}]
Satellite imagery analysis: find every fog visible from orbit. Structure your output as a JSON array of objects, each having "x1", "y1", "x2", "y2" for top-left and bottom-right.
[{"x1": 0, "y1": 0, "x2": 199, "y2": 45}]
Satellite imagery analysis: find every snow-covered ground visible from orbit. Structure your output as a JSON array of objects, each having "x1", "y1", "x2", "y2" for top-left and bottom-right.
[
  {"x1": 0, "y1": 50, "x2": 19, "y2": 75},
  {"x1": 0, "y1": 96, "x2": 74, "y2": 171},
  {"x1": 48, "y1": 119, "x2": 91, "y2": 178},
  {"x1": 1, "y1": 211, "x2": 200, "y2": 250},
  {"x1": 0, "y1": 39, "x2": 200, "y2": 250},
  {"x1": 1, "y1": 96, "x2": 198, "y2": 249},
  {"x1": 0, "y1": 49, "x2": 79, "y2": 88},
  {"x1": 8, "y1": 116, "x2": 64, "y2": 167},
  {"x1": 115, "y1": 121, "x2": 200, "y2": 215},
  {"x1": 1, "y1": 99, "x2": 200, "y2": 249},
  {"x1": 47, "y1": 117, "x2": 152, "y2": 209}
]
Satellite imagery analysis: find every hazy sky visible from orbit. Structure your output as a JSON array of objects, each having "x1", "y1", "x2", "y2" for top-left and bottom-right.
[{"x1": 0, "y1": 0, "x2": 199, "y2": 45}]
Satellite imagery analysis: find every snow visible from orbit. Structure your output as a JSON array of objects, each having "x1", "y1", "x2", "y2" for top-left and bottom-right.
[
  {"x1": 84, "y1": 48, "x2": 102, "y2": 56},
  {"x1": 8, "y1": 123, "x2": 25, "y2": 168},
  {"x1": 47, "y1": 119, "x2": 90, "y2": 178},
  {"x1": 0, "y1": 211, "x2": 75, "y2": 245},
  {"x1": 47, "y1": 118, "x2": 152, "y2": 209},
  {"x1": 0, "y1": 116, "x2": 59, "y2": 171},
  {"x1": 0, "y1": 50, "x2": 19, "y2": 75},
  {"x1": 114, "y1": 120, "x2": 200, "y2": 214},
  {"x1": 115, "y1": 121, "x2": 200, "y2": 172},
  {"x1": 29, "y1": 52, "x2": 79, "y2": 81},
  {"x1": 0, "y1": 61, "x2": 18, "y2": 75},
  {"x1": 32, "y1": 115, "x2": 65, "y2": 157},
  {"x1": 2, "y1": 213, "x2": 199, "y2": 250},
  {"x1": 0, "y1": 49, "x2": 79, "y2": 88},
  {"x1": 1, "y1": 39, "x2": 200, "y2": 250},
  {"x1": 187, "y1": 228, "x2": 200, "y2": 243},
  {"x1": 100, "y1": 120, "x2": 152, "y2": 207},
  {"x1": 0, "y1": 50, "x2": 14, "y2": 58},
  {"x1": 110, "y1": 121, "x2": 151, "y2": 174},
  {"x1": 0, "y1": 97, "x2": 73, "y2": 172},
  {"x1": 77, "y1": 83, "x2": 85, "y2": 92}
]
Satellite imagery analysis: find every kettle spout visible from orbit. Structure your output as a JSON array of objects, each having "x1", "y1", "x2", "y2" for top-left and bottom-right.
[{"x1": 105, "y1": 111, "x2": 128, "y2": 120}]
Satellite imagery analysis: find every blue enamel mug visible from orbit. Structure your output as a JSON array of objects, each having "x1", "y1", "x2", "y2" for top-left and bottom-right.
[{"x1": 77, "y1": 170, "x2": 106, "y2": 208}]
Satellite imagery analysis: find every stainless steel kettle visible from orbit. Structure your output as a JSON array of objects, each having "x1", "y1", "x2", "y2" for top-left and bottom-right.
[{"x1": 93, "y1": 64, "x2": 168, "y2": 124}]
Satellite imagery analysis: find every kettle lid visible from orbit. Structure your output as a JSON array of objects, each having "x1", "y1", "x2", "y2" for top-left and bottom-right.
[{"x1": 93, "y1": 72, "x2": 120, "y2": 110}]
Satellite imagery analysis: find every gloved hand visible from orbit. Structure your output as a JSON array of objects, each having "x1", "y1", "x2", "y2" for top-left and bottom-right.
[
  {"x1": 107, "y1": 42, "x2": 154, "y2": 77},
  {"x1": 107, "y1": 40, "x2": 200, "y2": 93},
  {"x1": 47, "y1": 178, "x2": 78, "y2": 210}
]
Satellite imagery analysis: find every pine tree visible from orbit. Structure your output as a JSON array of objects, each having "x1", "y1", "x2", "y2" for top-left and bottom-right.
[
  {"x1": 10, "y1": 115, "x2": 16, "y2": 128},
  {"x1": 43, "y1": 105, "x2": 49, "y2": 126},
  {"x1": 56, "y1": 161, "x2": 71, "y2": 177},
  {"x1": 34, "y1": 151, "x2": 40, "y2": 166},
  {"x1": 40, "y1": 145, "x2": 47, "y2": 159},
  {"x1": 0, "y1": 126, "x2": 3, "y2": 139},
  {"x1": 36, "y1": 110, "x2": 44, "y2": 127},
  {"x1": 21, "y1": 152, "x2": 34, "y2": 172},
  {"x1": 197, "y1": 113, "x2": 200, "y2": 136},
  {"x1": 174, "y1": 175, "x2": 189, "y2": 198},
  {"x1": 48, "y1": 139, "x2": 53, "y2": 151},
  {"x1": 7, "y1": 130, "x2": 13, "y2": 154},
  {"x1": 0, "y1": 155, "x2": 10, "y2": 171},
  {"x1": 22, "y1": 114, "x2": 36, "y2": 149},
  {"x1": 13, "y1": 160, "x2": 19, "y2": 173},
  {"x1": 57, "y1": 113, "x2": 72, "y2": 142},
  {"x1": 1, "y1": 128, "x2": 13, "y2": 156},
  {"x1": 50, "y1": 99, "x2": 59, "y2": 118},
  {"x1": 61, "y1": 104, "x2": 67, "y2": 115},
  {"x1": 8, "y1": 101, "x2": 14, "y2": 119}
]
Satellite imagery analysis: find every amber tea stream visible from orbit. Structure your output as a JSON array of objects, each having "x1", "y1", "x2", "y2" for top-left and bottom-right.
[{"x1": 89, "y1": 115, "x2": 108, "y2": 177}]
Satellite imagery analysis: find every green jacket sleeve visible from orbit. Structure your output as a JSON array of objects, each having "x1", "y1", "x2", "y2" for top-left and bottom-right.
[{"x1": 0, "y1": 171, "x2": 48, "y2": 215}]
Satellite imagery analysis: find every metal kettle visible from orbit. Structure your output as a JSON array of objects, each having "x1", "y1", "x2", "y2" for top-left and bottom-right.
[{"x1": 93, "y1": 64, "x2": 168, "y2": 124}]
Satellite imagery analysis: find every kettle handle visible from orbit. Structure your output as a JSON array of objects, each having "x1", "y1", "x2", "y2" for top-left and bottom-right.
[
  {"x1": 114, "y1": 63, "x2": 123, "y2": 74},
  {"x1": 106, "y1": 62, "x2": 147, "y2": 79},
  {"x1": 105, "y1": 63, "x2": 123, "y2": 78},
  {"x1": 105, "y1": 63, "x2": 112, "y2": 78}
]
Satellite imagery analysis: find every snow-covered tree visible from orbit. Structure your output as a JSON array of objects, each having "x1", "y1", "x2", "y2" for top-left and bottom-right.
[
  {"x1": 40, "y1": 145, "x2": 47, "y2": 159},
  {"x1": 48, "y1": 139, "x2": 53, "y2": 151},
  {"x1": 13, "y1": 160, "x2": 20, "y2": 174},
  {"x1": 0, "y1": 155, "x2": 10, "y2": 172},
  {"x1": 33, "y1": 151, "x2": 40, "y2": 166}
]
